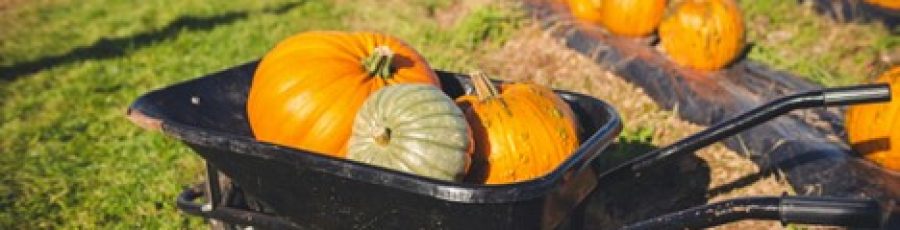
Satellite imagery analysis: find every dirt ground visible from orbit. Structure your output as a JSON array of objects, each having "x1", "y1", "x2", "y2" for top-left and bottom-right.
[
  {"x1": 479, "y1": 26, "x2": 796, "y2": 229},
  {"x1": 0, "y1": 0, "x2": 24, "y2": 11}
]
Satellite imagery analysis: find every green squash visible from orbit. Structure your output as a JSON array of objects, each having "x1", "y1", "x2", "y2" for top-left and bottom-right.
[{"x1": 347, "y1": 84, "x2": 472, "y2": 181}]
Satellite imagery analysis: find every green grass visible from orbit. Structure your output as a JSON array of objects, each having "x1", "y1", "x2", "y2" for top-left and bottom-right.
[
  {"x1": 739, "y1": 0, "x2": 898, "y2": 86},
  {"x1": 0, "y1": 0, "x2": 521, "y2": 228},
  {"x1": 1, "y1": 0, "x2": 893, "y2": 228},
  {"x1": 343, "y1": 0, "x2": 524, "y2": 72}
]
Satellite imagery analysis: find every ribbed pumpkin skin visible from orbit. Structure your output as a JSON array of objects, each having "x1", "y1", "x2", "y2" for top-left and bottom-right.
[
  {"x1": 456, "y1": 74, "x2": 580, "y2": 184},
  {"x1": 659, "y1": 0, "x2": 744, "y2": 71},
  {"x1": 247, "y1": 31, "x2": 440, "y2": 158},
  {"x1": 567, "y1": 0, "x2": 603, "y2": 24},
  {"x1": 599, "y1": 0, "x2": 667, "y2": 37},
  {"x1": 846, "y1": 67, "x2": 900, "y2": 171},
  {"x1": 865, "y1": 0, "x2": 900, "y2": 10},
  {"x1": 347, "y1": 84, "x2": 472, "y2": 181}
]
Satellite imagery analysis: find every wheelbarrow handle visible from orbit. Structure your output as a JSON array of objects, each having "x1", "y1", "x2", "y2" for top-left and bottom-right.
[
  {"x1": 620, "y1": 196, "x2": 892, "y2": 230},
  {"x1": 780, "y1": 196, "x2": 886, "y2": 228},
  {"x1": 820, "y1": 83, "x2": 893, "y2": 106},
  {"x1": 597, "y1": 83, "x2": 890, "y2": 178}
]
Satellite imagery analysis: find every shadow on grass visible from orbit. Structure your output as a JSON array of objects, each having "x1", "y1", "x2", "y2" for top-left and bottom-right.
[
  {"x1": 703, "y1": 151, "x2": 815, "y2": 198},
  {"x1": 574, "y1": 139, "x2": 712, "y2": 229},
  {"x1": 706, "y1": 142, "x2": 868, "y2": 198},
  {"x1": 0, "y1": 1, "x2": 305, "y2": 81},
  {"x1": 706, "y1": 166, "x2": 779, "y2": 198},
  {"x1": 806, "y1": 0, "x2": 900, "y2": 30}
]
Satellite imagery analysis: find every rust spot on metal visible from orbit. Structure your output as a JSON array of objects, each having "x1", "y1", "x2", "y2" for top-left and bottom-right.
[{"x1": 126, "y1": 108, "x2": 162, "y2": 131}]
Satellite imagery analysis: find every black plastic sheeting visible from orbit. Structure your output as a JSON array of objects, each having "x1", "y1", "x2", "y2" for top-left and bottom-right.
[
  {"x1": 808, "y1": 0, "x2": 900, "y2": 29},
  {"x1": 524, "y1": 0, "x2": 900, "y2": 226}
]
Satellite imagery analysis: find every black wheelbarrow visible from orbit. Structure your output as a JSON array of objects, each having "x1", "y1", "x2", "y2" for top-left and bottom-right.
[{"x1": 127, "y1": 61, "x2": 899, "y2": 229}]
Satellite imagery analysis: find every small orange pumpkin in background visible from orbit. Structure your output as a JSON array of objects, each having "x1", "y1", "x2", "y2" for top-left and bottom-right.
[
  {"x1": 846, "y1": 66, "x2": 900, "y2": 171},
  {"x1": 247, "y1": 31, "x2": 440, "y2": 158},
  {"x1": 659, "y1": 0, "x2": 745, "y2": 71},
  {"x1": 599, "y1": 0, "x2": 667, "y2": 37},
  {"x1": 456, "y1": 72, "x2": 580, "y2": 184},
  {"x1": 864, "y1": 0, "x2": 900, "y2": 10},
  {"x1": 567, "y1": 0, "x2": 603, "y2": 24}
]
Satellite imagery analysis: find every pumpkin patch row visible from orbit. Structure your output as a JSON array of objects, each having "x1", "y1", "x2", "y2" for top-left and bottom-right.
[
  {"x1": 246, "y1": 31, "x2": 580, "y2": 183},
  {"x1": 563, "y1": 1, "x2": 900, "y2": 172},
  {"x1": 565, "y1": 0, "x2": 745, "y2": 71}
]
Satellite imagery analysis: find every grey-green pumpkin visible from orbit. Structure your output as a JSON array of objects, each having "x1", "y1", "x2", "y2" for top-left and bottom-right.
[{"x1": 347, "y1": 84, "x2": 472, "y2": 181}]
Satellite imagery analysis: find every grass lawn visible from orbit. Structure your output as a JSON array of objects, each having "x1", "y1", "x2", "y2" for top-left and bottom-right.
[
  {"x1": 0, "y1": 0, "x2": 894, "y2": 228},
  {"x1": 740, "y1": 0, "x2": 898, "y2": 86},
  {"x1": 0, "y1": 0, "x2": 521, "y2": 228}
]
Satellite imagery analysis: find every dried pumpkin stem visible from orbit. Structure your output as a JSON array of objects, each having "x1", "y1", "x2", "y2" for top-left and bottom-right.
[
  {"x1": 471, "y1": 71, "x2": 513, "y2": 115},
  {"x1": 471, "y1": 71, "x2": 500, "y2": 101},
  {"x1": 374, "y1": 128, "x2": 392, "y2": 146},
  {"x1": 363, "y1": 45, "x2": 395, "y2": 79}
]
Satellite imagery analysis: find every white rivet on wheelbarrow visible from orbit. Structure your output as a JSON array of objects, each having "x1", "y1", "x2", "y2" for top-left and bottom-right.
[
  {"x1": 190, "y1": 96, "x2": 200, "y2": 105},
  {"x1": 201, "y1": 203, "x2": 212, "y2": 212}
]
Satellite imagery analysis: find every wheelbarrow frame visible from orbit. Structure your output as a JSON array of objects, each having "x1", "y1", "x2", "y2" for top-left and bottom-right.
[
  {"x1": 128, "y1": 61, "x2": 893, "y2": 229},
  {"x1": 128, "y1": 61, "x2": 623, "y2": 229}
]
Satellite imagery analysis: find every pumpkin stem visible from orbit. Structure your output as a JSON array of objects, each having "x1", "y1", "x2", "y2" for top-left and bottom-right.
[
  {"x1": 374, "y1": 128, "x2": 392, "y2": 146},
  {"x1": 471, "y1": 71, "x2": 501, "y2": 101},
  {"x1": 471, "y1": 71, "x2": 513, "y2": 115},
  {"x1": 363, "y1": 45, "x2": 395, "y2": 79}
]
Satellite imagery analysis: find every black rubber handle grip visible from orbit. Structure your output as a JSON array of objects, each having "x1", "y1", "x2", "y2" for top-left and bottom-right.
[
  {"x1": 821, "y1": 83, "x2": 891, "y2": 106},
  {"x1": 781, "y1": 196, "x2": 882, "y2": 229}
]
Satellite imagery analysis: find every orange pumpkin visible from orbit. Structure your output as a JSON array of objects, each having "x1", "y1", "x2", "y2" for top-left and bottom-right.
[
  {"x1": 247, "y1": 31, "x2": 440, "y2": 158},
  {"x1": 864, "y1": 0, "x2": 900, "y2": 10},
  {"x1": 567, "y1": 0, "x2": 603, "y2": 24},
  {"x1": 659, "y1": 0, "x2": 745, "y2": 71},
  {"x1": 456, "y1": 72, "x2": 580, "y2": 184},
  {"x1": 846, "y1": 66, "x2": 900, "y2": 171},
  {"x1": 599, "y1": 0, "x2": 667, "y2": 37}
]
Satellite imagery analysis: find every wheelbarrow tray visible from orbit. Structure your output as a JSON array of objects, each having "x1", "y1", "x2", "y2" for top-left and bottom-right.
[{"x1": 127, "y1": 61, "x2": 622, "y2": 229}]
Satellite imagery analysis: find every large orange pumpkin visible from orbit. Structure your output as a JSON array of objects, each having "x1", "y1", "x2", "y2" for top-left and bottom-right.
[
  {"x1": 247, "y1": 31, "x2": 440, "y2": 158},
  {"x1": 456, "y1": 72, "x2": 580, "y2": 184},
  {"x1": 567, "y1": 0, "x2": 603, "y2": 24},
  {"x1": 659, "y1": 0, "x2": 745, "y2": 71},
  {"x1": 865, "y1": 0, "x2": 900, "y2": 10},
  {"x1": 846, "y1": 66, "x2": 900, "y2": 171},
  {"x1": 599, "y1": 0, "x2": 667, "y2": 37}
]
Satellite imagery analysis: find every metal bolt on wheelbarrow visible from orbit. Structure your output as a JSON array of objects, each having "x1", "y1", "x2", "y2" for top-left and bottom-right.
[{"x1": 128, "y1": 61, "x2": 898, "y2": 229}]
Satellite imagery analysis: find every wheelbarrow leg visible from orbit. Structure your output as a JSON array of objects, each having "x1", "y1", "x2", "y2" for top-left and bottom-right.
[
  {"x1": 205, "y1": 162, "x2": 235, "y2": 230},
  {"x1": 199, "y1": 162, "x2": 274, "y2": 229}
]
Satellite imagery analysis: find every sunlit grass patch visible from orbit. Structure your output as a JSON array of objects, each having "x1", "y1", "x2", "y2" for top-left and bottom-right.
[
  {"x1": 0, "y1": 0, "x2": 522, "y2": 228},
  {"x1": 739, "y1": 0, "x2": 898, "y2": 86}
]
